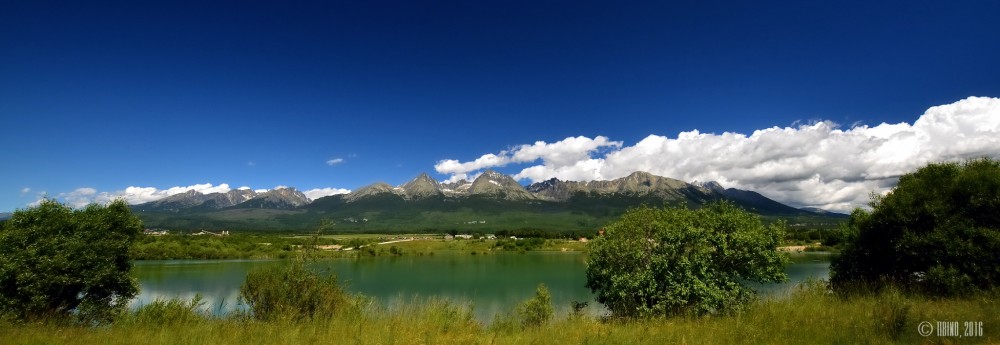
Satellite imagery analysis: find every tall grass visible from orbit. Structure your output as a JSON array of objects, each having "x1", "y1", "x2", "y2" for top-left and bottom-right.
[{"x1": 2, "y1": 281, "x2": 998, "y2": 344}]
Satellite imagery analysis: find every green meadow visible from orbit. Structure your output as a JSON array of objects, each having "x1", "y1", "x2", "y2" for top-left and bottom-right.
[{"x1": 3, "y1": 282, "x2": 997, "y2": 344}]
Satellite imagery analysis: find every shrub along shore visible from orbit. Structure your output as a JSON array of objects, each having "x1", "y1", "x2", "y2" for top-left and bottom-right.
[{"x1": 2, "y1": 281, "x2": 997, "y2": 344}]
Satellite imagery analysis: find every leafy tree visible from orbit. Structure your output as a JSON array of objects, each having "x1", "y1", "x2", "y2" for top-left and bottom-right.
[
  {"x1": 830, "y1": 158, "x2": 1000, "y2": 296},
  {"x1": 0, "y1": 199, "x2": 143, "y2": 322},
  {"x1": 585, "y1": 202, "x2": 787, "y2": 318}
]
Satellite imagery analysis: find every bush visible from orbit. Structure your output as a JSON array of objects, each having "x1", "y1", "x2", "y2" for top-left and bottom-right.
[
  {"x1": 830, "y1": 158, "x2": 1000, "y2": 296},
  {"x1": 585, "y1": 202, "x2": 787, "y2": 318},
  {"x1": 490, "y1": 283, "x2": 554, "y2": 332},
  {"x1": 492, "y1": 237, "x2": 545, "y2": 251},
  {"x1": 239, "y1": 260, "x2": 351, "y2": 321},
  {"x1": 125, "y1": 295, "x2": 207, "y2": 325},
  {"x1": 517, "y1": 284, "x2": 553, "y2": 328},
  {"x1": 0, "y1": 199, "x2": 142, "y2": 323}
]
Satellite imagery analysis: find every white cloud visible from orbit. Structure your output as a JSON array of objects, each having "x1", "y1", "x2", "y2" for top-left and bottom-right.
[
  {"x1": 96, "y1": 183, "x2": 233, "y2": 205},
  {"x1": 434, "y1": 136, "x2": 622, "y2": 175},
  {"x1": 67, "y1": 188, "x2": 96, "y2": 207},
  {"x1": 303, "y1": 188, "x2": 351, "y2": 200},
  {"x1": 326, "y1": 158, "x2": 345, "y2": 166},
  {"x1": 34, "y1": 183, "x2": 233, "y2": 208},
  {"x1": 442, "y1": 173, "x2": 471, "y2": 184},
  {"x1": 20, "y1": 187, "x2": 30, "y2": 195},
  {"x1": 440, "y1": 172, "x2": 482, "y2": 184},
  {"x1": 435, "y1": 96, "x2": 1000, "y2": 212}
]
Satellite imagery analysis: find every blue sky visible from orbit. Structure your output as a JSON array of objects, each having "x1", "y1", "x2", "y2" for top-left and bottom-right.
[{"x1": 2, "y1": 0, "x2": 1000, "y2": 212}]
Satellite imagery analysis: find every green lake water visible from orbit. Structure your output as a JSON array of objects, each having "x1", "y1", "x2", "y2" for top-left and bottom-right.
[{"x1": 132, "y1": 252, "x2": 832, "y2": 321}]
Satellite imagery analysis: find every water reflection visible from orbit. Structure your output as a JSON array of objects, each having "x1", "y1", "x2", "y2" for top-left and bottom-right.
[{"x1": 131, "y1": 252, "x2": 831, "y2": 321}]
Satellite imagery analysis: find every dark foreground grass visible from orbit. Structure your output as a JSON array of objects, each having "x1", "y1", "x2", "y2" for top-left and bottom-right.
[{"x1": 3, "y1": 283, "x2": 998, "y2": 344}]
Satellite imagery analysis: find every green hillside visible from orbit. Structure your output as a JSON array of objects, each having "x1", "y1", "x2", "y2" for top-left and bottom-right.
[{"x1": 133, "y1": 192, "x2": 845, "y2": 234}]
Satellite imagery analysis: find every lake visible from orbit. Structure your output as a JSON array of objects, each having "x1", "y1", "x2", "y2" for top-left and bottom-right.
[{"x1": 131, "y1": 252, "x2": 832, "y2": 321}]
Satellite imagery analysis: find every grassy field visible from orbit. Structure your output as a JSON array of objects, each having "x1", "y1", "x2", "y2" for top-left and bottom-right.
[
  {"x1": 376, "y1": 237, "x2": 588, "y2": 254},
  {"x1": 3, "y1": 283, "x2": 997, "y2": 344},
  {"x1": 132, "y1": 231, "x2": 589, "y2": 260}
]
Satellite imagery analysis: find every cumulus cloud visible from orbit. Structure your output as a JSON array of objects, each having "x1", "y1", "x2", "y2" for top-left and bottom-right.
[
  {"x1": 42, "y1": 183, "x2": 232, "y2": 207},
  {"x1": 303, "y1": 187, "x2": 351, "y2": 200},
  {"x1": 434, "y1": 96, "x2": 1000, "y2": 212},
  {"x1": 20, "y1": 187, "x2": 30, "y2": 195},
  {"x1": 326, "y1": 158, "x2": 345, "y2": 166},
  {"x1": 57, "y1": 188, "x2": 98, "y2": 208},
  {"x1": 434, "y1": 136, "x2": 622, "y2": 177},
  {"x1": 440, "y1": 172, "x2": 483, "y2": 184},
  {"x1": 79, "y1": 183, "x2": 233, "y2": 206}
]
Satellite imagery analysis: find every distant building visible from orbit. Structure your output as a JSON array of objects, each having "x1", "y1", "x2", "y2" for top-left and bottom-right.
[
  {"x1": 444, "y1": 234, "x2": 454, "y2": 240},
  {"x1": 143, "y1": 228, "x2": 169, "y2": 236},
  {"x1": 191, "y1": 230, "x2": 229, "y2": 236},
  {"x1": 485, "y1": 234, "x2": 496, "y2": 240},
  {"x1": 455, "y1": 234, "x2": 473, "y2": 239},
  {"x1": 578, "y1": 237, "x2": 589, "y2": 243}
]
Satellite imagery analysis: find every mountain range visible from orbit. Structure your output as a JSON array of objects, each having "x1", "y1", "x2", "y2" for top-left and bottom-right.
[
  {"x1": 132, "y1": 170, "x2": 845, "y2": 232},
  {"x1": 143, "y1": 187, "x2": 310, "y2": 211}
]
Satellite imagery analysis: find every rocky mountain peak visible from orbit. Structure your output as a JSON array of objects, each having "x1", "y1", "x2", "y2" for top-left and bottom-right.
[
  {"x1": 526, "y1": 177, "x2": 562, "y2": 193},
  {"x1": 526, "y1": 172, "x2": 700, "y2": 201},
  {"x1": 694, "y1": 181, "x2": 726, "y2": 194},
  {"x1": 242, "y1": 187, "x2": 310, "y2": 209},
  {"x1": 344, "y1": 182, "x2": 400, "y2": 202},
  {"x1": 481, "y1": 169, "x2": 506, "y2": 179},
  {"x1": 440, "y1": 179, "x2": 472, "y2": 196},
  {"x1": 625, "y1": 171, "x2": 654, "y2": 179},
  {"x1": 616, "y1": 171, "x2": 687, "y2": 193},
  {"x1": 474, "y1": 170, "x2": 522, "y2": 188},
  {"x1": 401, "y1": 173, "x2": 443, "y2": 199},
  {"x1": 469, "y1": 170, "x2": 535, "y2": 200},
  {"x1": 146, "y1": 189, "x2": 210, "y2": 210}
]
